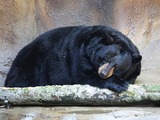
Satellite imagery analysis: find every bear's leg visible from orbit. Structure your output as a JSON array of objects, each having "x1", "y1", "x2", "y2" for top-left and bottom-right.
[
  {"x1": 5, "y1": 45, "x2": 42, "y2": 87},
  {"x1": 103, "y1": 76, "x2": 129, "y2": 93},
  {"x1": 80, "y1": 76, "x2": 129, "y2": 93},
  {"x1": 5, "y1": 66, "x2": 30, "y2": 87}
]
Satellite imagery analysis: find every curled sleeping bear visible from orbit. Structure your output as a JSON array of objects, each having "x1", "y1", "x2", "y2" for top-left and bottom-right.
[{"x1": 5, "y1": 26, "x2": 142, "y2": 93}]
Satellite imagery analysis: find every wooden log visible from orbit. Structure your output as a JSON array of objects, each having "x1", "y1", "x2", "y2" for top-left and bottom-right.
[{"x1": 0, "y1": 85, "x2": 160, "y2": 106}]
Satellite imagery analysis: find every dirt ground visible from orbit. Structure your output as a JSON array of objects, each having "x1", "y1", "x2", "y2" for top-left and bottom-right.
[{"x1": 0, "y1": 69, "x2": 160, "y2": 120}]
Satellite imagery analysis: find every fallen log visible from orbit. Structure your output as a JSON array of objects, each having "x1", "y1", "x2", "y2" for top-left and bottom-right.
[{"x1": 0, "y1": 85, "x2": 160, "y2": 106}]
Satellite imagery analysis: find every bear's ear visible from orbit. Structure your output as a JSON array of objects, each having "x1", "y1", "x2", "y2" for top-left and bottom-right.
[
  {"x1": 104, "y1": 33, "x2": 114, "y2": 44},
  {"x1": 132, "y1": 54, "x2": 142, "y2": 64},
  {"x1": 90, "y1": 30, "x2": 113, "y2": 44}
]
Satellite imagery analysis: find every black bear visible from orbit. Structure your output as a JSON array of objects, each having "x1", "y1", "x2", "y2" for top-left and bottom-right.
[{"x1": 5, "y1": 26, "x2": 142, "y2": 93}]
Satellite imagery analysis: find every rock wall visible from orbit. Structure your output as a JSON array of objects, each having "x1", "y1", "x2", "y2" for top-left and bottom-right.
[{"x1": 0, "y1": 0, "x2": 160, "y2": 86}]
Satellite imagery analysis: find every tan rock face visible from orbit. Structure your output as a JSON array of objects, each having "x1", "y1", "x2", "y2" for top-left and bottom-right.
[{"x1": 0, "y1": 0, "x2": 160, "y2": 86}]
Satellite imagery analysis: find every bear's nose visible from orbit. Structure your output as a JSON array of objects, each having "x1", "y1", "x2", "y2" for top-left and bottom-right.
[
  {"x1": 99, "y1": 72, "x2": 106, "y2": 79},
  {"x1": 98, "y1": 63, "x2": 115, "y2": 79}
]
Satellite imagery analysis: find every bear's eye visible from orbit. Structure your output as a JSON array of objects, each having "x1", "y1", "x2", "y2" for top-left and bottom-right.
[
  {"x1": 107, "y1": 59, "x2": 111, "y2": 63},
  {"x1": 115, "y1": 64, "x2": 118, "y2": 68},
  {"x1": 97, "y1": 57, "x2": 104, "y2": 63}
]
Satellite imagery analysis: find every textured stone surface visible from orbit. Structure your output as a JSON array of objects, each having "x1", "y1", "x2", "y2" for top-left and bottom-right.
[
  {"x1": 0, "y1": 107, "x2": 160, "y2": 120},
  {"x1": 0, "y1": 0, "x2": 160, "y2": 86}
]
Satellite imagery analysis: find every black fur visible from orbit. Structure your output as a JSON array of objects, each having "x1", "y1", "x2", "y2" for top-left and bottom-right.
[{"x1": 5, "y1": 26, "x2": 142, "y2": 93}]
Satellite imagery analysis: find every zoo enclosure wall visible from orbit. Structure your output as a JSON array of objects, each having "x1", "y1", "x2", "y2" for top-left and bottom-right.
[{"x1": 0, "y1": 0, "x2": 160, "y2": 86}]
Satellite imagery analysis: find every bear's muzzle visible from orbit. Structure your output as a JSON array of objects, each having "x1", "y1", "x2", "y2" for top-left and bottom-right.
[{"x1": 98, "y1": 63, "x2": 115, "y2": 79}]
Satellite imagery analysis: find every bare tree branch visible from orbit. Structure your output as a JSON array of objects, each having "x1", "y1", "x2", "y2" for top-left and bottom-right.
[{"x1": 0, "y1": 85, "x2": 160, "y2": 106}]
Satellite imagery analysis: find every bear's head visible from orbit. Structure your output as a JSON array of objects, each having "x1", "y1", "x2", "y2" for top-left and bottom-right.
[{"x1": 87, "y1": 44, "x2": 142, "y2": 80}]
